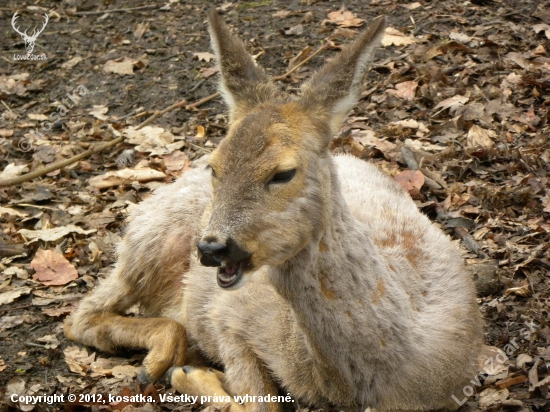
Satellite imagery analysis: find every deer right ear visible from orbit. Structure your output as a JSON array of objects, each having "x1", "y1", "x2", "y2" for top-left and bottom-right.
[{"x1": 208, "y1": 10, "x2": 279, "y2": 123}]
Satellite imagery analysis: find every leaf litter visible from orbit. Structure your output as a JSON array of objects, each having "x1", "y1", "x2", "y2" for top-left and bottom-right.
[{"x1": 1, "y1": 0, "x2": 549, "y2": 411}]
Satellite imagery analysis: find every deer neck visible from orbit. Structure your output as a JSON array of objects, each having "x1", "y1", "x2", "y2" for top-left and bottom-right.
[{"x1": 268, "y1": 159, "x2": 403, "y2": 396}]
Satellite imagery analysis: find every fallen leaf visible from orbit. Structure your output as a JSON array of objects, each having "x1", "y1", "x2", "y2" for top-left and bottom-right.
[
  {"x1": 449, "y1": 31, "x2": 472, "y2": 44},
  {"x1": 61, "y1": 56, "x2": 83, "y2": 69},
  {"x1": 133, "y1": 22, "x2": 149, "y2": 39},
  {"x1": 325, "y1": 6, "x2": 364, "y2": 28},
  {"x1": 387, "y1": 81, "x2": 418, "y2": 101},
  {"x1": 0, "y1": 287, "x2": 32, "y2": 305},
  {"x1": 31, "y1": 249, "x2": 79, "y2": 286},
  {"x1": 0, "y1": 129, "x2": 14, "y2": 137},
  {"x1": 193, "y1": 52, "x2": 215, "y2": 62},
  {"x1": 88, "y1": 167, "x2": 168, "y2": 189},
  {"x1": 200, "y1": 66, "x2": 219, "y2": 78},
  {"x1": 162, "y1": 151, "x2": 190, "y2": 172},
  {"x1": 19, "y1": 225, "x2": 96, "y2": 243},
  {"x1": 272, "y1": 10, "x2": 290, "y2": 18},
  {"x1": 467, "y1": 125, "x2": 496, "y2": 149},
  {"x1": 123, "y1": 125, "x2": 183, "y2": 155},
  {"x1": 284, "y1": 24, "x2": 303, "y2": 36},
  {"x1": 0, "y1": 206, "x2": 28, "y2": 217},
  {"x1": 42, "y1": 303, "x2": 77, "y2": 317},
  {"x1": 0, "y1": 315, "x2": 28, "y2": 330},
  {"x1": 403, "y1": 2, "x2": 421, "y2": 9},
  {"x1": 0, "y1": 163, "x2": 29, "y2": 180},
  {"x1": 103, "y1": 57, "x2": 143, "y2": 75},
  {"x1": 36, "y1": 334, "x2": 60, "y2": 349},
  {"x1": 394, "y1": 170, "x2": 424, "y2": 197},
  {"x1": 382, "y1": 27, "x2": 416, "y2": 47},
  {"x1": 504, "y1": 284, "x2": 531, "y2": 297},
  {"x1": 0, "y1": 357, "x2": 5, "y2": 371},
  {"x1": 432, "y1": 95, "x2": 469, "y2": 116},
  {"x1": 64, "y1": 346, "x2": 95, "y2": 375},
  {"x1": 89, "y1": 105, "x2": 109, "y2": 121},
  {"x1": 28, "y1": 113, "x2": 49, "y2": 121},
  {"x1": 478, "y1": 387, "x2": 509, "y2": 409}
]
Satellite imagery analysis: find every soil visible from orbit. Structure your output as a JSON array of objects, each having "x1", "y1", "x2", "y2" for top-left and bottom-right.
[{"x1": 0, "y1": 0, "x2": 549, "y2": 411}]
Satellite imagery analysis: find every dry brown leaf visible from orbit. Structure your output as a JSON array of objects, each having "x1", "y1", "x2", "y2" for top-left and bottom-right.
[
  {"x1": 193, "y1": 52, "x2": 215, "y2": 62},
  {"x1": 28, "y1": 113, "x2": 49, "y2": 121},
  {"x1": 467, "y1": 125, "x2": 496, "y2": 149},
  {"x1": 387, "y1": 81, "x2": 418, "y2": 101},
  {"x1": 200, "y1": 66, "x2": 219, "y2": 79},
  {"x1": 36, "y1": 334, "x2": 60, "y2": 349},
  {"x1": 123, "y1": 125, "x2": 183, "y2": 155},
  {"x1": 64, "y1": 345, "x2": 95, "y2": 375},
  {"x1": 325, "y1": 6, "x2": 364, "y2": 28},
  {"x1": 394, "y1": 170, "x2": 424, "y2": 197},
  {"x1": 162, "y1": 151, "x2": 190, "y2": 173},
  {"x1": 0, "y1": 315, "x2": 28, "y2": 330},
  {"x1": 288, "y1": 46, "x2": 313, "y2": 69},
  {"x1": 196, "y1": 125, "x2": 206, "y2": 139},
  {"x1": 381, "y1": 27, "x2": 416, "y2": 47},
  {"x1": 42, "y1": 304, "x2": 77, "y2": 317},
  {"x1": 0, "y1": 163, "x2": 29, "y2": 180},
  {"x1": 103, "y1": 57, "x2": 143, "y2": 75},
  {"x1": 0, "y1": 287, "x2": 32, "y2": 306},
  {"x1": 89, "y1": 105, "x2": 109, "y2": 120},
  {"x1": 478, "y1": 388, "x2": 509, "y2": 409},
  {"x1": 504, "y1": 284, "x2": 532, "y2": 297},
  {"x1": 0, "y1": 129, "x2": 14, "y2": 137},
  {"x1": 272, "y1": 10, "x2": 290, "y2": 18},
  {"x1": 19, "y1": 225, "x2": 96, "y2": 243},
  {"x1": 89, "y1": 167, "x2": 168, "y2": 189},
  {"x1": 432, "y1": 95, "x2": 469, "y2": 116},
  {"x1": 61, "y1": 56, "x2": 82, "y2": 70},
  {"x1": 31, "y1": 249, "x2": 78, "y2": 286},
  {"x1": 284, "y1": 24, "x2": 304, "y2": 36},
  {"x1": 133, "y1": 22, "x2": 149, "y2": 39},
  {"x1": 0, "y1": 357, "x2": 5, "y2": 372}
]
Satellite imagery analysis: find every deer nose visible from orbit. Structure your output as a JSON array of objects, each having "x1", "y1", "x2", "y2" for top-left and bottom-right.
[{"x1": 197, "y1": 240, "x2": 228, "y2": 267}]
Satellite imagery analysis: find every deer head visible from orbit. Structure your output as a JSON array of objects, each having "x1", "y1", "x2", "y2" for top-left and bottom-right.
[
  {"x1": 197, "y1": 10, "x2": 386, "y2": 288},
  {"x1": 12, "y1": 11, "x2": 49, "y2": 54}
]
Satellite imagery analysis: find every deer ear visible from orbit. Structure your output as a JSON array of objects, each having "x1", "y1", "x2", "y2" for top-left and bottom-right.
[
  {"x1": 208, "y1": 10, "x2": 279, "y2": 123},
  {"x1": 298, "y1": 16, "x2": 386, "y2": 143}
]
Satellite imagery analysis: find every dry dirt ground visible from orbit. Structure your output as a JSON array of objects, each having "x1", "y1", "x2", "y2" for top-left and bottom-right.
[{"x1": 1, "y1": 0, "x2": 549, "y2": 411}]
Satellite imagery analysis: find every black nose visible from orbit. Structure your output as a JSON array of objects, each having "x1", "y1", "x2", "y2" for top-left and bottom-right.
[{"x1": 197, "y1": 241, "x2": 228, "y2": 267}]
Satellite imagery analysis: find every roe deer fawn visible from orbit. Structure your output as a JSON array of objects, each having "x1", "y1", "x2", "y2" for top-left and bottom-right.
[{"x1": 64, "y1": 10, "x2": 483, "y2": 412}]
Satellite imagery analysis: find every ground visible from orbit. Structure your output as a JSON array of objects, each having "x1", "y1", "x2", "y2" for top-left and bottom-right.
[{"x1": 0, "y1": 0, "x2": 549, "y2": 411}]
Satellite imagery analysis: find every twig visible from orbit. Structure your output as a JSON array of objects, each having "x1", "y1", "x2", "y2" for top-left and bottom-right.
[
  {"x1": 72, "y1": 5, "x2": 158, "y2": 16},
  {"x1": 273, "y1": 43, "x2": 329, "y2": 81},
  {"x1": 0, "y1": 99, "x2": 186, "y2": 187},
  {"x1": 0, "y1": 43, "x2": 329, "y2": 187}
]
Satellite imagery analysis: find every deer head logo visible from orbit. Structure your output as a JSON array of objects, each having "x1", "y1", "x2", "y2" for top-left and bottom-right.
[{"x1": 11, "y1": 11, "x2": 49, "y2": 54}]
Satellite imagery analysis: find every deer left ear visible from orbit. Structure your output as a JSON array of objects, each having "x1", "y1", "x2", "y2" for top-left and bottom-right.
[
  {"x1": 208, "y1": 10, "x2": 280, "y2": 123},
  {"x1": 298, "y1": 16, "x2": 386, "y2": 145}
]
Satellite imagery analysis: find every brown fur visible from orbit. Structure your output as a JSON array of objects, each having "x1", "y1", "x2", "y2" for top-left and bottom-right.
[{"x1": 65, "y1": 10, "x2": 483, "y2": 412}]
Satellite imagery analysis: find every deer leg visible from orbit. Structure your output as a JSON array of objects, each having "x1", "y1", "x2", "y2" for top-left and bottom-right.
[
  {"x1": 170, "y1": 366, "x2": 245, "y2": 412},
  {"x1": 64, "y1": 269, "x2": 187, "y2": 382}
]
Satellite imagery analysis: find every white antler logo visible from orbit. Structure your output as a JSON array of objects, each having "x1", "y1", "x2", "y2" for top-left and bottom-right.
[{"x1": 11, "y1": 11, "x2": 49, "y2": 54}]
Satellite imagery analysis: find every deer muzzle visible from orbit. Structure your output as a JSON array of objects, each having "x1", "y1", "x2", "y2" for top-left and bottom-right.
[{"x1": 197, "y1": 237, "x2": 252, "y2": 288}]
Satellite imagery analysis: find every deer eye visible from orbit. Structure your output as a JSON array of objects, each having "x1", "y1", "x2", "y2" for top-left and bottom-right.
[{"x1": 269, "y1": 169, "x2": 296, "y2": 184}]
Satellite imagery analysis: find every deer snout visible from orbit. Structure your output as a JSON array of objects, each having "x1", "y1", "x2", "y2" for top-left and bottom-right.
[{"x1": 197, "y1": 240, "x2": 228, "y2": 267}]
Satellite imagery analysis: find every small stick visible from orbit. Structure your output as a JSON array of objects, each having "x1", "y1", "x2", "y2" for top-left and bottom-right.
[
  {"x1": 0, "y1": 99, "x2": 186, "y2": 187},
  {"x1": 0, "y1": 43, "x2": 329, "y2": 187}
]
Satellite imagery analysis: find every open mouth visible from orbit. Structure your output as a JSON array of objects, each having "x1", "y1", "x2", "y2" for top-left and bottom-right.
[{"x1": 217, "y1": 259, "x2": 250, "y2": 288}]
